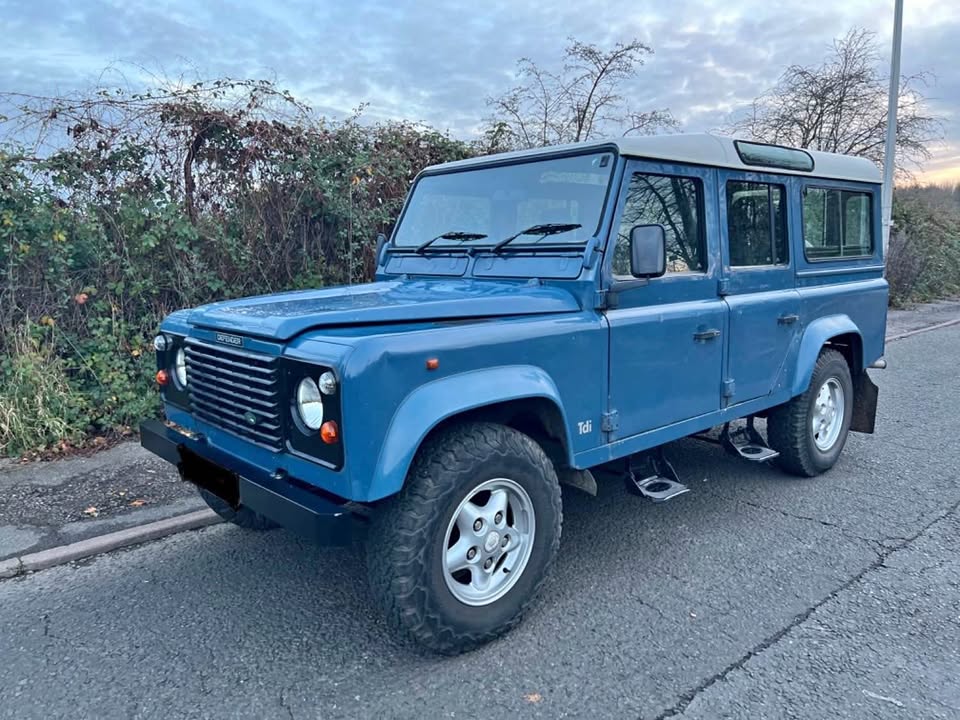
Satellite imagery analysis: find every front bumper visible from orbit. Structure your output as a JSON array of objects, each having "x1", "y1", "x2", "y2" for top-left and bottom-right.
[{"x1": 140, "y1": 419, "x2": 363, "y2": 545}]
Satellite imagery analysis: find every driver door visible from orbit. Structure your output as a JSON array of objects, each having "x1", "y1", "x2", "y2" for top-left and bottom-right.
[{"x1": 604, "y1": 160, "x2": 726, "y2": 441}]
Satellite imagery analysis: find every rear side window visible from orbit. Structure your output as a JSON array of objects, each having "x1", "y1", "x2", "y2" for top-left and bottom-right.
[
  {"x1": 726, "y1": 180, "x2": 788, "y2": 266},
  {"x1": 803, "y1": 187, "x2": 873, "y2": 260},
  {"x1": 613, "y1": 172, "x2": 705, "y2": 277}
]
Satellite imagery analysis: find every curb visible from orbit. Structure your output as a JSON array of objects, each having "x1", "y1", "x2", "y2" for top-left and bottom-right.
[
  {"x1": 0, "y1": 509, "x2": 222, "y2": 579},
  {"x1": 885, "y1": 317, "x2": 960, "y2": 343}
]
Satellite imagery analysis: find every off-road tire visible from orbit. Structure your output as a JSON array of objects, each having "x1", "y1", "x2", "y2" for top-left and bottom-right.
[
  {"x1": 768, "y1": 348, "x2": 854, "y2": 477},
  {"x1": 197, "y1": 488, "x2": 279, "y2": 531},
  {"x1": 366, "y1": 422, "x2": 562, "y2": 655}
]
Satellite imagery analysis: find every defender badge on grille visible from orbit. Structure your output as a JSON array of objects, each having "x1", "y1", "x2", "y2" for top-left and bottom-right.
[
  {"x1": 215, "y1": 332, "x2": 243, "y2": 347},
  {"x1": 243, "y1": 411, "x2": 258, "y2": 426}
]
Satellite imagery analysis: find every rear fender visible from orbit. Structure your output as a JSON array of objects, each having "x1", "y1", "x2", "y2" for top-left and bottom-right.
[{"x1": 790, "y1": 315, "x2": 863, "y2": 396}]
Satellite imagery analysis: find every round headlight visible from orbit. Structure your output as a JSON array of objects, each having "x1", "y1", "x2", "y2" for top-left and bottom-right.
[
  {"x1": 174, "y1": 347, "x2": 188, "y2": 387},
  {"x1": 153, "y1": 334, "x2": 171, "y2": 352},
  {"x1": 296, "y1": 377, "x2": 324, "y2": 430},
  {"x1": 318, "y1": 371, "x2": 337, "y2": 395}
]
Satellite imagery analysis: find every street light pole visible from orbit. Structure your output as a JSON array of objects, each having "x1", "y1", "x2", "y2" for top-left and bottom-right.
[{"x1": 881, "y1": 0, "x2": 904, "y2": 257}]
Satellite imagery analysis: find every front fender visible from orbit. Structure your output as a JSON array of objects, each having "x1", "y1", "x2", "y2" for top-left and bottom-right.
[
  {"x1": 790, "y1": 314, "x2": 861, "y2": 396},
  {"x1": 368, "y1": 365, "x2": 571, "y2": 501}
]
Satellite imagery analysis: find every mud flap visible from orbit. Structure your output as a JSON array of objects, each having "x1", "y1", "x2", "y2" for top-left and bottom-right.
[
  {"x1": 851, "y1": 370, "x2": 879, "y2": 434},
  {"x1": 557, "y1": 467, "x2": 598, "y2": 496}
]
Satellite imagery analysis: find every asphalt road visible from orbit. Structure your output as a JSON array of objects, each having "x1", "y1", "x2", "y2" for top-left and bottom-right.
[
  {"x1": 0, "y1": 442, "x2": 201, "y2": 561},
  {"x1": 2, "y1": 325, "x2": 959, "y2": 720}
]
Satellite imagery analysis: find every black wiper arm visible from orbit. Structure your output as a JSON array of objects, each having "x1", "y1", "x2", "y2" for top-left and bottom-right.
[
  {"x1": 415, "y1": 231, "x2": 488, "y2": 254},
  {"x1": 492, "y1": 223, "x2": 582, "y2": 253}
]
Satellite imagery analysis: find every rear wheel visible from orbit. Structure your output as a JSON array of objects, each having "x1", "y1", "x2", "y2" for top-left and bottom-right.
[
  {"x1": 768, "y1": 348, "x2": 854, "y2": 477},
  {"x1": 366, "y1": 422, "x2": 562, "y2": 654}
]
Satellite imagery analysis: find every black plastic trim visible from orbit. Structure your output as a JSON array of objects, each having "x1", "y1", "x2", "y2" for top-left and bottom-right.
[
  {"x1": 158, "y1": 335, "x2": 190, "y2": 411},
  {"x1": 284, "y1": 362, "x2": 345, "y2": 471}
]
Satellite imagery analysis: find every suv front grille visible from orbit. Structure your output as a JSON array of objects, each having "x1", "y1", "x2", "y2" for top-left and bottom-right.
[{"x1": 184, "y1": 340, "x2": 284, "y2": 451}]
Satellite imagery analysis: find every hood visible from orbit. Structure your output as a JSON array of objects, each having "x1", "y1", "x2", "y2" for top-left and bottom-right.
[{"x1": 187, "y1": 279, "x2": 581, "y2": 340}]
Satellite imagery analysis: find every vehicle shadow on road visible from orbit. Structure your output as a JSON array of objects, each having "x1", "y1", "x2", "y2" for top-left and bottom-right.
[{"x1": 144, "y1": 437, "x2": 786, "y2": 659}]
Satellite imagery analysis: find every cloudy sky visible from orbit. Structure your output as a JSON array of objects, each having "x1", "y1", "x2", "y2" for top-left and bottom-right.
[{"x1": 1, "y1": 0, "x2": 957, "y2": 182}]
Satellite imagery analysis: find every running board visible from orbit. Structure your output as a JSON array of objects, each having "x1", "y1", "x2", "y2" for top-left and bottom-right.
[
  {"x1": 630, "y1": 475, "x2": 691, "y2": 502},
  {"x1": 624, "y1": 449, "x2": 690, "y2": 503},
  {"x1": 720, "y1": 418, "x2": 779, "y2": 463},
  {"x1": 729, "y1": 443, "x2": 779, "y2": 462}
]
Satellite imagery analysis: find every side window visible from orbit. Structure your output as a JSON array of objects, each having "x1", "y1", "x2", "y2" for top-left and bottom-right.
[
  {"x1": 613, "y1": 172, "x2": 705, "y2": 278},
  {"x1": 726, "y1": 180, "x2": 788, "y2": 267},
  {"x1": 803, "y1": 187, "x2": 873, "y2": 260}
]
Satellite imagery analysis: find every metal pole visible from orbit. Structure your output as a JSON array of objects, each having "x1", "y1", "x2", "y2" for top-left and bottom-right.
[{"x1": 881, "y1": 0, "x2": 904, "y2": 257}]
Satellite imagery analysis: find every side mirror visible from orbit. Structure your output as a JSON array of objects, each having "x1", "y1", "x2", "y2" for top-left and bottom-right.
[
  {"x1": 629, "y1": 224, "x2": 666, "y2": 278},
  {"x1": 375, "y1": 233, "x2": 388, "y2": 266}
]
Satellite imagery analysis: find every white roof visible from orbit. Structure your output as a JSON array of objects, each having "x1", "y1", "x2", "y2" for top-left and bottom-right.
[{"x1": 424, "y1": 133, "x2": 881, "y2": 184}]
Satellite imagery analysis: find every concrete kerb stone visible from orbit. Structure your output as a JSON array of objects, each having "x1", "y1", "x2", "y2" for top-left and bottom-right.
[
  {"x1": 1, "y1": 509, "x2": 221, "y2": 579},
  {"x1": 0, "y1": 557, "x2": 23, "y2": 579},
  {"x1": 885, "y1": 317, "x2": 960, "y2": 343}
]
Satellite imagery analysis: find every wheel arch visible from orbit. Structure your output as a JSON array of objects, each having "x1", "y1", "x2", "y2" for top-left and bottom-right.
[
  {"x1": 790, "y1": 315, "x2": 864, "y2": 396},
  {"x1": 824, "y1": 332, "x2": 863, "y2": 375},
  {"x1": 366, "y1": 366, "x2": 573, "y2": 502}
]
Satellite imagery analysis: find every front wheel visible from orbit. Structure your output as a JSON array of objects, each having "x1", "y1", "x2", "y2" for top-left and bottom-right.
[
  {"x1": 768, "y1": 348, "x2": 854, "y2": 477},
  {"x1": 366, "y1": 422, "x2": 562, "y2": 654}
]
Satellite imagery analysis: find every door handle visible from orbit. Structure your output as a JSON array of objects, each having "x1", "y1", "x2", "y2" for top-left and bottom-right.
[
  {"x1": 778, "y1": 313, "x2": 799, "y2": 325},
  {"x1": 693, "y1": 328, "x2": 721, "y2": 342}
]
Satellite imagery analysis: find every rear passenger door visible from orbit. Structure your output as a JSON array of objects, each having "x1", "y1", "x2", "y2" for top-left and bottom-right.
[{"x1": 719, "y1": 171, "x2": 801, "y2": 405}]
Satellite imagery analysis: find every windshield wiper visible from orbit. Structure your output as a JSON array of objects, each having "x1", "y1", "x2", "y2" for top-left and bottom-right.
[
  {"x1": 415, "y1": 231, "x2": 488, "y2": 254},
  {"x1": 492, "y1": 223, "x2": 582, "y2": 253}
]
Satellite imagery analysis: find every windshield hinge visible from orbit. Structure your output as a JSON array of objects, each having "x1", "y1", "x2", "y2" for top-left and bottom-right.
[
  {"x1": 601, "y1": 410, "x2": 619, "y2": 433},
  {"x1": 582, "y1": 236, "x2": 601, "y2": 269}
]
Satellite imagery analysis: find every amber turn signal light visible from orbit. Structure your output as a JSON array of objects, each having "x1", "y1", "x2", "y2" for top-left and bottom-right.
[
  {"x1": 320, "y1": 420, "x2": 339, "y2": 444},
  {"x1": 156, "y1": 369, "x2": 170, "y2": 386},
  {"x1": 426, "y1": 358, "x2": 439, "y2": 370}
]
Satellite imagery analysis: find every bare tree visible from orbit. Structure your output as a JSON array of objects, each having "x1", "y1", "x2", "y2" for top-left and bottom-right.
[
  {"x1": 483, "y1": 38, "x2": 678, "y2": 151},
  {"x1": 729, "y1": 29, "x2": 941, "y2": 174}
]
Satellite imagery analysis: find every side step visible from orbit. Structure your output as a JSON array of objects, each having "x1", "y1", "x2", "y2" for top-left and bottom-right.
[
  {"x1": 624, "y1": 450, "x2": 690, "y2": 503},
  {"x1": 720, "y1": 418, "x2": 779, "y2": 462},
  {"x1": 631, "y1": 475, "x2": 690, "y2": 502}
]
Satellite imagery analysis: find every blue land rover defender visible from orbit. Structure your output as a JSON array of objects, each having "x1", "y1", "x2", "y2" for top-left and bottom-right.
[{"x1": 141, "y1": 134, "x2": 886, "y2": 653}]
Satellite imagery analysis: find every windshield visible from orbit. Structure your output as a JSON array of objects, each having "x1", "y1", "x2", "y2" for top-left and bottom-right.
[{"x1": 392, "y1": 151, "x2": 615, "y2": 250}]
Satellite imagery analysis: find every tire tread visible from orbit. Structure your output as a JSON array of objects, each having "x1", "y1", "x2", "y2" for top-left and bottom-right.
[
  {"x1": 768, "y1": 348, "x2": 850, "y2": 477},
  {"x1": 366, "y1": 422, "x2": 561, "y2": 654}
]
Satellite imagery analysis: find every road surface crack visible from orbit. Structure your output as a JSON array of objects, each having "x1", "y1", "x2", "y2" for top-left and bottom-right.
[
  {"x1": 739, "y1": 499, "x2": 845, "y2": 532},
  {"x1": 651, "y1": 496, "x2": 960, "y2": 720},
  {"x1": 197, "y1": 668, "x2": 212, "y2": 696},
  {"x1": 279, "y1": 688, "x2": 296, "y2": 720},
  {"x1": 737, "y1": 499, "x2": 885, "y2": 556}
]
